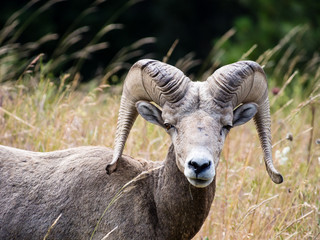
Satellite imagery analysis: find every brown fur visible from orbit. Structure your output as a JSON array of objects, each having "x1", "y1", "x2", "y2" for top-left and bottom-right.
[{"x1": 0, "y1": 145, "x2": 215, "y2": 239}]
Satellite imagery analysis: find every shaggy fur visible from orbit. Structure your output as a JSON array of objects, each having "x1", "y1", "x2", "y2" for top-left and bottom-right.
[{"x1": 0, "y1": 145, "x2": 215, "y2": 239}]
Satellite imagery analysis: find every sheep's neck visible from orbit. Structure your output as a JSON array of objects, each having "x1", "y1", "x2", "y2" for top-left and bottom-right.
[{"x1": 153, "y1": 144, "x2": 216, "y2": 240}]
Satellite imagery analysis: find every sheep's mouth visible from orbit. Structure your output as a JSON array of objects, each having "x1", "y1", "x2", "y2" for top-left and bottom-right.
[{"x1": 187, "y1": 177, "x2": 213, "y2": 188}]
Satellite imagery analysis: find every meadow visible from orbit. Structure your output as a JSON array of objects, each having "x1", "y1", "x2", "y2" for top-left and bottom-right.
[
  {"x1": 0, "y1": 6, "x2": 319, "y2": 239},
  {"x1": 1, "y1": 57, "x2": 319, "y2": 240}
]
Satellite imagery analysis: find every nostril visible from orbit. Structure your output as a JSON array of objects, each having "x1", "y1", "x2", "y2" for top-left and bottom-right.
[
  {"x1": 202, "y1": 161, "x2": 210, "y2": 169},
  {"x1": 188, "y1": 159, "x2": 211, "y2": 174},
  {"x1": 189, "y1": 160, "x2": 199, "y2": 169}
]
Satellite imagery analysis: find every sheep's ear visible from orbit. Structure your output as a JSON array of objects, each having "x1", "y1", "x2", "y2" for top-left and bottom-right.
[
  {"x1": 136, "y1": 101, "x2": 165, "y2": 128},
  {"x1": 232, "y1": 103, "x2": 258, "y2": 127}
]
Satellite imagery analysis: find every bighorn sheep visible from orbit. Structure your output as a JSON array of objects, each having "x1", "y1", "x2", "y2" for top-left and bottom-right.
[{"x1": 0, "y1": 59, "x2": 283, "y2": 240}]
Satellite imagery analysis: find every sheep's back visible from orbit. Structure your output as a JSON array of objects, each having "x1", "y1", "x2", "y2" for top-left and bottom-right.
[{"x1": 0, "y1": 145, "x2": 158, "y2": 239}]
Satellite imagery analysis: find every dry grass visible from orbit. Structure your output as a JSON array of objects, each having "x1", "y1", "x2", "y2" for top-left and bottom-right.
[
  {"x1": 1, "y1": 19, "x2": 320, "y2": 239},
  {"x1": 0, "y1": 71, "x2": 319, "y2": 240}
]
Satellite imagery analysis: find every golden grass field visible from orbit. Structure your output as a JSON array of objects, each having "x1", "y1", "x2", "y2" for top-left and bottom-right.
[
  {"x1": 0, "y1": 2, "x2": 319, "y2": 238},
  {"x1": 0, "y1": 69, "x2": 319, "y2": 239}
]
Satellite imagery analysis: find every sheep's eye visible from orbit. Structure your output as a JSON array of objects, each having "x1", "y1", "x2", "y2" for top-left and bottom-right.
[
  {"x1": 164, "y1": 123, "x2": 173, "y2": 131},
  {"x1": 223, "y1": 124, "x2": 232, "y2": 131},
  {"x1": 220, "y1": 124, "x2": 232, "y2": 136}
]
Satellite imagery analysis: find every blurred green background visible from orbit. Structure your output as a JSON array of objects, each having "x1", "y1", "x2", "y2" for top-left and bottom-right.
[{"x1": 0, "y1": 0, "x2": 319, "y2": 83}]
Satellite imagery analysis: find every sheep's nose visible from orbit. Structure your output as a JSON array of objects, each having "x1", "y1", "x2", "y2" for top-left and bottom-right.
[{"x1": 188, "y1": 158, "x2": 211, "y2": 174}]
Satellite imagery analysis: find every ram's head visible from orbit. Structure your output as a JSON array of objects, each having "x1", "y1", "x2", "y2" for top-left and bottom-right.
[{"x1": 106, "y1": 60, "x2": 283, "y2": 188}]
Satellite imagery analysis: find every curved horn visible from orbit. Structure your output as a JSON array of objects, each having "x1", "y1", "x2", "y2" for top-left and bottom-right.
[
  {"x1": 107, "y1": 59, "x2": 191, "y2": 174},
  {"x1": 206, "y1": 61, "x2": 283, "y2": 184}
]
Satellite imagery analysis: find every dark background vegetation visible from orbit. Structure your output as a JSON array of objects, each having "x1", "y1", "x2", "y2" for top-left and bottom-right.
[{"x1": 1, "y1": 0, "x2": 320, "y2": 83}]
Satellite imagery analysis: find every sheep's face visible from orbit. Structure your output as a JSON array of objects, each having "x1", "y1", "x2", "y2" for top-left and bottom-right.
[
  {"x1": 136, "y1": 82, "x2": 258, "y2": 188},
  {"x1": 165, "y1": 110, "x2": 230, "y2": 188}
]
